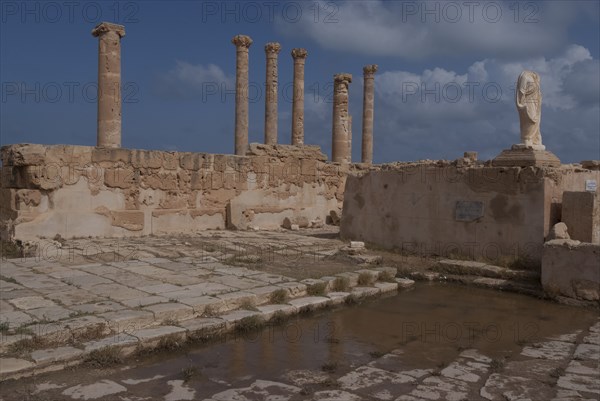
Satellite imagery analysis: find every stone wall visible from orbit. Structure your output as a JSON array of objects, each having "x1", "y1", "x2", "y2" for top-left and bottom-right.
[
  {"x1": 542, "y1": 239, "x2": 600, "y2": 302},
  {"x1": 561, "y1": 191, "x2": 600, "y2": 244},
  {"x1": 340, "y1": 161, "x2": 600, "y2": 266},
  {"x1": 0, "y1": 143, "x2": 348, "y2": 240}
]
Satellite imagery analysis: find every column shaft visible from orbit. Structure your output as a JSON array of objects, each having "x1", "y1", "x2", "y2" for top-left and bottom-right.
[
  {"x1": 232, "y1": 35, "x2": 253, "y2": 155},
  {"x1": 264, "y1": 42, "x2": 281, "y2": 145},
  {"x1": 92, "y1": 22, "x2": 125, "y2": 148},
  {"x1": 291, "y1": 48, "x2": 308, "y2": 145},
  {"x1": 332, "y1": 73, "x2": 352, "y2": 163},
  {"x1": 361, "y1": 65, "x2": 378, "y2": 164}
]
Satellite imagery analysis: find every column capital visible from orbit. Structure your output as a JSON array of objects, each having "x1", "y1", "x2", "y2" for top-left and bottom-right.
[
  {"x1": 363, "y1": 64, "x2": 378, "y2": 76},
  {"x1": 291, "y1": 48, "x2": 308, "y2": 60},
  {"x1": 232, "y1": 34, "x2": 253, "y2": 49},
  {"x1": 265, "y1": 42, "x2": 281, "y2": 54},
  {"x1": 334, "y1": 73, "x2": 352, "y2": 84},
  {"x1": 92, "y1": 22, "x2": 126, "y2": 38}
]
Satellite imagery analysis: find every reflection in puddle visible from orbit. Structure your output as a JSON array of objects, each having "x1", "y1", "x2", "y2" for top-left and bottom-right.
[{"x1": 3, "y1": 283, "x2": 597, "y2": 400}]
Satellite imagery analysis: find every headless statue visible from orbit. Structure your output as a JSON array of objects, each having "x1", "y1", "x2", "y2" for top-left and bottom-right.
[{"x1": 515, "y1": 70, "x2": 544, "y2": 150}]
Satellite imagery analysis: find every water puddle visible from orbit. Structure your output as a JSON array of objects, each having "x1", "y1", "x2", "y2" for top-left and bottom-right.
[{"x1": 3, "y1": 282, "x2": 597, "y2": 400}]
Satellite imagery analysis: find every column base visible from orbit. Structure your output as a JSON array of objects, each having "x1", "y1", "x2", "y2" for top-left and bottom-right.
[{"x1": 492, "y1": 145, "x2": 561, "y2": 168}]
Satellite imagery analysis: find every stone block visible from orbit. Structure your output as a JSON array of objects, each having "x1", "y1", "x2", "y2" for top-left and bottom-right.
[
  {"x1": 84, "y1": 332, "x2": 139, "y2": 353},
  {"x1": 542, "y1": 240, "x2": 600, "y2": 301},
  {"x1": 30, "y1": 346, "x2": 83, "y2": 365},
  {"x1": 110, "y1": 210, "x2": 144, "y2": 231},
  {"x1": 143, "y1": 302, "x2": 194, "y2": 322},
  {"x1": 130, "y1": 150, "x2": 163, "y2": 169},
  {"x1": 180, "y1": 153, "x2": 205, "y2": 170},
  {"x1": 91, "y1": 148, "x2": 131, "y2": 164},
  {"x1": 179, "y1": 317, "x2": 226, "y2": 336},
  {"x1": 131, "y1": 326, "x2": 187, "y2": 347},
  {"x1": 287, "y1": 296, "x2": 330, "y2": 311},
  {"x1": 178, "y1": 296, "x2": 224, "y2": 315},
  {"x1": 0, "y1": 358, "x2": 35, "y2": 376},
  {"x1": 162, "y1": 152, "x2": 179, "y2": 170},
  {"x1": 1, "y1": 144, "x2": 46, "y2": 166},
  {"x1": 492, "y1": 147, "x2": 560, "y2": 167},
  {"x1": 562, "y1": 191, "x2": 599, "y2": 244},
  {"x1": 15, "y1": 189, "x2": 41, "y2": 208},
  {"x1": 216, "y1": 291, "x2": 257, "y2": 311},
  {"x1": 100, "y1": 309, "x2": 155, "y2": 333},
  {"x1": 103, "y1": 166, "x2": 136, "y2": 189}
]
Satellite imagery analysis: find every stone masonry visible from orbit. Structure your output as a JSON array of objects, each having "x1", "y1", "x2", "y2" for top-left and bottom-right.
[{"x1": 0, "y1": 143, "x2": 350, "y2": 240}]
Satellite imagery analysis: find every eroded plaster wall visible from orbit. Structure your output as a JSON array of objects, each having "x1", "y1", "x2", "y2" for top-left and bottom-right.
[
  {"x1": 340, "y1": 162, "x2": 599, "y2": 266},
  {"x1": 0, "y1": 143, "x2": 348, "y2": 240}
]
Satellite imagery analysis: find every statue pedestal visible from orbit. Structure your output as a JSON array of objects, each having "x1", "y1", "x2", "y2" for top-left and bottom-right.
[{"x1": 492, "y1": 145, "x2": 561, "y2": 168}]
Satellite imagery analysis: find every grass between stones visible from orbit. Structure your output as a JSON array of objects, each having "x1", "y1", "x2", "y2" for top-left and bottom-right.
[
  {"x1": 378, "y1": 270, "x2": 397, "y2": 283},
  {"x1": 235, "y1": 315, "x2": 266, "y2": 334},
  {"x1": 182, "y1": 365, "x2": 200, "y2": 382},
  {"x1": 83, "y1": 346, "x2": 123, "y2": 368},
  {"x1": 331, "y1": 277, "x2": 350, "y2": 292},
  {"x1": 269, "y1": 289, "x2": 290, "y2": 304},
  {"x1": 357, "y1": 272, "x2": 374, "y2": 286},
  {"x1": 307, "y1": 282, "x2": 327, "y2": 296}
]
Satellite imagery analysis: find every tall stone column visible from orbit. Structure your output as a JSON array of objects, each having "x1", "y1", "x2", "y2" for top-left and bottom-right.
[
  {"x1": 332, "y1": 73, "x2": 352, "y2": 163},
  {"x1": 348, "y1": 115, "x2": 353, "y2": 162},
  {"x1": 264, "y1": 42, "x2": 281, "y2": 145},
  {"x1": 92, "y1": 22, "x2": 126, "y2": 148},
  {"x1": 361, "y1": 65, "x2": 378, "y2": 164},
  {"x1": 232, "y1": 35, "x2": 253, "y2": 155},
  {"x1": 291, "y1": 48, "x2": 308, "y2": 146}
]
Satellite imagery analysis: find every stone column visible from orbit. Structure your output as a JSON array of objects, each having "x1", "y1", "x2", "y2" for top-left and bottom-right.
[
  {"x1": 361, "y1": 65, "x2": 378, "y2": 164},
  {"x1": 348, "y1": 115, "x2": 353, "y2": 162},
  {"x1": 332, "y1": 73, "x2": 352, "y2": 163},
  {"x1": 291, "y1": 48, "x2": 308, "y2": 146},
  {"x1": 264, "y1": 42, "x2": 281, "y2": 145},
  {"x1": 232, "y1": 35, "x2": 253, "y2": 155},
  {"x1": 92, "y1": 22, "x2": 126, "y2": 148}
]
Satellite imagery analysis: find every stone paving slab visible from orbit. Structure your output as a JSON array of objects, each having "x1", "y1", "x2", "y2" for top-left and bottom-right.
[
  {"x1": 0, "y1": 231, "x2": 411, "y2": 380},
  {"x1": 84, "y1": 333, "x2": 139, "y2": 353},
  {"x1": 30, "y1": 346, "x2": 83, "y2": 365}
]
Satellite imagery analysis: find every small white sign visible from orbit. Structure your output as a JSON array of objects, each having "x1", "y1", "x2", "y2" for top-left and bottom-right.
[{"x1": 585, "y1": 179, "x2": 597, "y2": 192}]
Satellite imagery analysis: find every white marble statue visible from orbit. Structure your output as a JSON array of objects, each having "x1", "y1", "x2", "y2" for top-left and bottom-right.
[{"x1": 515, "y1": 70, "x2": 544, "y2": 150}]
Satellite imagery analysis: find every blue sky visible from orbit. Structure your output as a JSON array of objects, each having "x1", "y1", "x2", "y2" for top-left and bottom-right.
[{"x1": 1, "y1": 0, "x2": 599, "y2": 163}]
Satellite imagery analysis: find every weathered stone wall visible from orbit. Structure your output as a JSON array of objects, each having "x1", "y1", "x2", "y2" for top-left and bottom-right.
[
  {"x1": 561, "y1": 191, "x2": 600, "y2": 244},
  {"x1": 543, "y1": 167, "x2": 600, "y2": 238},
  {"x1": 340, "y1": 161, "x2": 600, "y2": 266},
  {"x1": 542, "y1": 239, "x2": 600, "y2": 301},
  {"x1": 0, "y1": 143, "x2": 348, "y2": 240}
]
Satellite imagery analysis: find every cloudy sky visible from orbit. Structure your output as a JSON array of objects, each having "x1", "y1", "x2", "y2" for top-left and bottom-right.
[{"x1": 1, "y1": 0, "x2": 599, "y2": 163}]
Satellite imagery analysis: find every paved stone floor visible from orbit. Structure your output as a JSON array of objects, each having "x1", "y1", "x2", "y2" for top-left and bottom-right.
[
  {"x1": 1, "y1": 230, "x2": 598, "y2": 400},
  {"x1": 0, "y1": 229, "x2": 407, "y2": 379}
]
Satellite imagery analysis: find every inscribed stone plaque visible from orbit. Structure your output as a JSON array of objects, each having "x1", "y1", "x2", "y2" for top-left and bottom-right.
[
  {"x1": 585, "y1": 180, "x2": 597, "y2": 192},
  {"x1": 455, "y1": 201, "x2": 484, "y2": 222}
]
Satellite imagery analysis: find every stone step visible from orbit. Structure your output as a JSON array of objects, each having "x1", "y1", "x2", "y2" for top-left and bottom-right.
[
  {"x1": 434, "y1": 259, "x2": 540, "y2": 282},
  {"x1": 0, "y1": 280, "x2": 408, "y2": 381}
]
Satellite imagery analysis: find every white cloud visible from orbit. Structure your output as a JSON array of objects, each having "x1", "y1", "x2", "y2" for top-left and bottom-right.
[
  {"x1": 363, "y1": 44, "x2": 599, "y2": 163},
  {"x1": 276, "y1": 1, "x2": 594, "y2": 60},
  {"x1": 154, "y1": 61, "x2": 232, "y2": 99}
]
